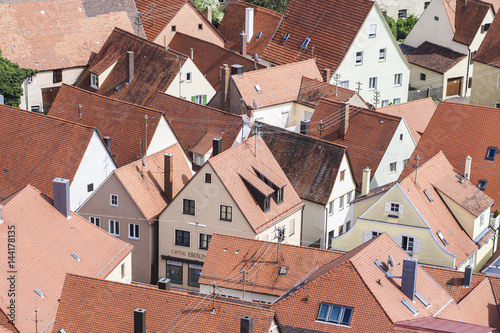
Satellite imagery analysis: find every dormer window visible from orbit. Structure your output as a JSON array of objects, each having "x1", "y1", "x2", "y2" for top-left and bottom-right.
[
  {"x1": 478, "y1": 180, "x2": 487, "y2": 191},
  {"x1": 486, "y1": 147, "x2": 497, "y2": 161},
  {"x1": 317, "y1": 303, "x2": 353, "y2": 326},
  {"x1": 301, "y1": 38, "x2": 310, "y2": 49},
  {"x1": 90, "y1": 73, "x2": 99, "y2": 89},
  {"x1": 263, "y1": 196, "x2": 270, "y2": 212},
  {"x1": 275, "y1": 187, "x2": 283, "y2": 204},
  {"x1": 193, "y1": 153, "x2": 205, "y2": 166}
]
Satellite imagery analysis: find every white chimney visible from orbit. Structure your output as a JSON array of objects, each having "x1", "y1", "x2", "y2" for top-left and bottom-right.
[
  {"x1": 53, "y1": 178, "x2": 71, "y2": 219},
  {"x1": 464, "y1": 155, "x2": 472, "y2": 181},
  {"x1": 245, "y1": 8, "x2": 254, "y2": 44},
  {"x1": 361, "y1": 168, "x2": 371, "y2": 196}
]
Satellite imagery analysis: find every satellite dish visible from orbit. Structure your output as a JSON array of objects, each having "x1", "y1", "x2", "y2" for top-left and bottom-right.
[{"x1": 388, "y1": 255, "x2": 394, "y2": 268}]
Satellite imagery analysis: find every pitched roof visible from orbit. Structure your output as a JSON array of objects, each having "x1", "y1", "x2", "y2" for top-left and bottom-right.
[
  {"x1": 232, "y1": 59, "x2": 322, "y2": 109},
  {"x1": 0, "y1": 0, "x2": 140, "y2": 71},
  {"x1": 53, "y1": 274, "x2": 276, "y2": 332},
  {"x1": 475, "y1": 11, "x2": 500, "y2": 68},
  {"x1": 149, "y1": 92, "x2": 242, "y2": 159},
  {"x1": 394, "y1": 317, "x2": 495, "y2": 333},
  {"x1": 454, "y1": 0, "x2": 493, "y2": 46},
  {"x1": 261, "y1": 0, "x2": 374, "y2": 71},
  {"x1": 114, "y1": 144, "x2": 192, "y2": 222},
  {"x1": 401, "y1": 101, "x2": 500, "y2": 207},
  {"x1": 296, "y1": 77, "x2": 364, "y2": 108},
  {"x1": 310, "y1": 99, "x2": 402, "y2": 190},
  {"x1": 259, "y1": 123, "x2": 350, "y2": 205},
  {"x1": 379, "y1": 98, "x2": 437, "y2": 143},
  {"x1": 208, "y1": 136, "x2": 304, "y2": 233},
  {"x1": 218, "y1": 2, "x2": 283, "y2": 56},
  {"x1": 0, "y1": 308, "x2": 18, "y2": 333},
  {"x1": 0, "y1": 104, "x2": 97, "y2": 200},
  {"x1": 406, "y1": 42, "x2": 466, "y2": 74},
  {"x1": 76, "y1": 27, "x2": 188, "y2": 106},
  {"x1": 49, "y1": 84, "x2": 169, "y2": 167},
  {"x1": 482, "y1": 246, "x2": 500, "y2": 276},
  {"x1": 199, "y1": 233, "x2": 344, "y2": 296},
  {"x1": 168, "y1": 32, "x2": 266, "y2": 91},
  {"x1": 0, "y1": 185, "x2": 133, "y2": 333}
]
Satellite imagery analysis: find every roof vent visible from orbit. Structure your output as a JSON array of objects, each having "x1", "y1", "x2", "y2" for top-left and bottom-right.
[
  {"x1": 158, "y1": 278, "x2": 171, "y2": 290},
  {"x1": 71, "y1": 252, "x2": 81, "y2": 262},
  {"x1": 282, "y1": 33, "x2": 290, "y2": 42},
  {"x1": 34, "y1": 288, "x2": 44, "y2": 298},
  {"x1": 231, "y1": 64, "x2": 244, "y2": 76},
  {"x1": 301, "y1": 38, "x2": 310, "y2": 49},
  {"x1": 254, "y1": 84, "x2": 261, "y2": 93},
  {"x1": 464, "y1": 266, "x2": 472, "y2": 287},
  {"x1": 256, "y1": 31, "x2": 262, "y2": 39},
  {"x1": 279, "y1": 266, "x2": 288, "y2": 276},
  {"x1": 241, "y1": 316, "x2": 253, "y2": 333}
]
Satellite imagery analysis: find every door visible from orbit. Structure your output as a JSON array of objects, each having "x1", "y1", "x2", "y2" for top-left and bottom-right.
[{"x1": 446, "y1": 77, "x2": 462, "y2": 97}]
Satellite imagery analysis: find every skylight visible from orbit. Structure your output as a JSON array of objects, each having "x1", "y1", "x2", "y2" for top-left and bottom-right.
[
  {"x1": 256, "y1": 31, "x2": 263, "y2": 39},
  {"x1": 301, "y1": 38, "x2": 310, "y2": 49},
  {"x1": 436, "y1": 230, "x2": 448, "y2": 246},
  {"x1": 254, "y1": 84, "x2": 261, "y2": 93},
  {"x1": 34, "y1": 288, "x2": 45, "y2": 298},
  {"x1": 317, "y1": 303, "x2": 353, "y2": 326},
  {"x1": 374, "y1": 260, "x2": 388, "y2": 274},
  {"x1": 478, "y1": 180, "x2": 487, "y2": 191},
  {"x1": 486, "y1": 147, "x2": 497, "y2": 161},
  {"x1": 71, "y1": 252, "x2": 81, "y2": 262},
  {"x1": 415, "y1": 292, "x2": 430, "y2": 308},
  {"x1": 283, "y1": 33, "x2": 290, "y2": 42},
  {"x1": 401, "y1": 299, "x2": 418, "y2": 315},
  {"x1": 424, "y1": 189, "x2": 433, "y2": 202}
]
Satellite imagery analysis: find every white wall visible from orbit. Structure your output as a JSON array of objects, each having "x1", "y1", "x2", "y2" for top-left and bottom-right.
[
  {"x1": 72, "y1": 131, "x2": 116, "y2": 210},
  {"x1": 252, "y1": 102, "x2": 295, "y2": 128},
  {"x1": 105, "y1": 252, "x2": 133, "y2": 283},
  {"x1": 377, "y1": 0, "x2": 429, "y2": 19}
]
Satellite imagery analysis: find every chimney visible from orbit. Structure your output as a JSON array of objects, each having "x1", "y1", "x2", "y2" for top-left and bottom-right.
[
  {"x1": 339, "y1": 101, "x2": 350, "y2": 139},
  {"x1": 401, "y1": 258, "x2": 418, "y2": 302},
  {"x1": 463, "y1": 266, "x2": 472, "y2": 287},
  {"x1": 164, "y1": 153, "x2": 174, "y2": 203},
  {"x1": 241, "y1": 316, "x2": 253, "y2": 333},
  {"x1": 464, "y1": 155, "x2": 472, "y2": 181},
  {"x1": 134, "y1": 308, "x2": 146, "y2": 333},
  {"x1": 190, "y1": 48, "x2": 194, "y2": 60},
  {"x1": 103, "y1": 136, "x2": 111, "y2": 153},
  {"x1": 127, "y1": 51, "x2": 134, "y2": 84},
  {"x1": 240, "y1": 33, "x2": 247, "y2": 56},
  {"x1": 220, "y1": 64, "x2": 230, "y2": 111},
  {"x1": 157, "y1": 277, "x2": 171, "y2": 290},
  {"x1": 231, "y1": 64, "x2": 244, "y2": 76},
  {"x1": 213, "y1": 138, "x2": 222, "y2": 157},
  {"x1": 323, "y1": 68, "x2": 331, "y2": 83},
  {"x1": 300, "y1": 119, "x2": 310, "y2": 135},
  {"x1": 205, "y1": 6, "x2": 212, "y2": 23},
  {"x1": 362, "y1": 168, "x2": 371, "y2": 196},
  {"x1": 53, "y1": 178, "x2": 71, "y2": 219},
  {"x1": 245, "y1": 8, "x2": 254, "y2": 43}
]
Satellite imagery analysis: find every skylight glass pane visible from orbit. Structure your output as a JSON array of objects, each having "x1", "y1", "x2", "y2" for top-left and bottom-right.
[
  {"x1": 317, "y1": 304, "x2": 329, "y2": 320},
  {"x1": 341, "y1": 307, "x2": 353, "y2": 325},
  {"x1": 328, "y1": 305, "x2": 341, "y2": 322}
]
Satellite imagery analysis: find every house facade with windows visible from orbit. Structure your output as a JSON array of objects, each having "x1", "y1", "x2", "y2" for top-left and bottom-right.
[
  {"x1": 376, "y1": 0, "x2": 431, "y2": 19},
  {"x1": 332, "y1": 152, "x2": 497, "y2": 272},
  {"x1": 77, "y1": 144, "x2": 192, "y2": 283},
  {"x1": 157, "y1": 136, "x2": 304, "y2": 290}
]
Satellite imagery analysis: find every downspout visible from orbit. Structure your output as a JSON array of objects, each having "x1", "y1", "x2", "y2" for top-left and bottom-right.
[
  {"x1": 465, "y1": 48, "x2": 471, "y2": 97},
  {"x1": 24, "y1": 78, "x2": 29, "y2": 110},
  {"x1": 179, "y1": 57, "x2": 182, "y2": 98},
  {"x1": 324, "y1": 206, "x2": 328, "y2": 249}
]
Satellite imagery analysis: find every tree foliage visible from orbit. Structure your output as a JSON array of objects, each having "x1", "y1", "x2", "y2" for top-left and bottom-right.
[
  {"x1": 247, "y1": 0, "x2": 289, "y2": 13},
  {"x1": 192, "y1": 0, "x2": 224, "y2": 26},
  {"x1": 384, "y1": 14, "x2": 418, "y2": 41},
  {"x1": 0, "y1": 49, "x2": 36, "y2": 107}
]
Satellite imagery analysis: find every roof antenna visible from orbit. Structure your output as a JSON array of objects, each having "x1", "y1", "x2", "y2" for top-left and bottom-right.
[
  {"x1": 414, "y1": 155, "x2": 421, "y2": 185},
  {"x1": 211, "y1": 282, "x2": 216, "y2": 314},
  {"x1": 333, "y1": 73, "x2": 341, "y2": 96},
  {"x1": 253, "y1": 124, "x2": 261, "y2": 158},
  {"x1": 274, "y1": 226, "x2": 285, "y2": 264}
]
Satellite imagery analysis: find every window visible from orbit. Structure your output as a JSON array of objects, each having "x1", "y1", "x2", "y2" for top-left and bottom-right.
[
  {"x1": 301, "y1": 38, "x2": 310, "y2": 49},
  {"x1": 402, "y1": 236, "x2": 414, "y2": 252},
  {"x1": 283, "y1": 33, "x2": 290, "y2": 42},
  {"x1": 340, "y1": 80, "x2": 349, "y2": 89},
  {"x1": 275, "y1": 187, "x2": 284, "y2": 204},
  {"x1": 399, "y1": 133, "x2": 404, "y2": 141},
  {"x1": 372, "y1": 231, "x2": 382, "y2": 239},
  {"x1": 199, "y1": 233, "x2": 212, "y2": 250},
  {"x1": 394, "y1": 73, "x2": 402, "y2": 86},
  {"x1": 437, "y1": 230, "x2": 448, "y2": 245},
  {"x1": 288, "y1": 219, "x2": 295, "y2": 236},
  {"x1": 198, "y1": 23, "x2": 203, "y2": 30},
  {"x1": 339, "y1": 195, "x2": 344, "y2": 210},
  {"x1": 355, "y1": 51, "x2": 363, "y2": 65},
  {"x1": 87, "y1": 183, "x2": 94, "y2": 192},
  {"x1": 121, "y1": 263, "x2": 125, "y2": 279},
  {"x1": 316, "y1": 303, "x2": 353, "y2": 326},
  {"x1": 420, "y1": 73, "x2": 426, "y2": 81},
  {"x1": 166, "y1": 260, "x2": 183, "y2": 284},
  {"x1": 192, "y1": 94, "x2": 207, "y2": 105},
  {"x1": 90, "y1": 73, "x2": 99, "y2": 89},
  {"x1": 186, "y1": 72, "x2": 192, "y2": 83},
  {"x1": 129, "y1": 223, "x2": 140, "y2": 240},
  {"x1": 110, "y1": 194, "x2": 118, "y2": 207},
  {"x1": 469, "y1": 77, "x2": 473, "y2": 88},
  {"x1": 486, "y1": 147, "x2": 497, "y2": 161},
  {"x1": 369, "y1": 24, "x2": 377, "y2": 38},
  {"x1": 390, "y1": 202, "x2": 400, "y2": 213},
  {"x1": 480, "y1": 214, "x2": 485, "y2": 227},
  {"x1": 424, "y1": 1, "x2": 430, "y2": 9},
  {"x1": 381, "y1": 99, "x2": 389, "y2": 107},
  {"x1": 470, "y1": 51, "x2": 476, "y2": 65},
  {"x1": 329, "y1": 201, "x2": 334, "y2": 215},
  {"x1": 346, "y1": 191, "x2": 353, "y2": 206},
  {"x1": 53, "y1": 69, "x2": 62, "y2": 83},
  {"x1": 481, "y1": 23, "x2": 491, "y2": 33},
  {"x1": 175, "y1": 230, "x2": 190, "y2": 247},
  {"x1": 193, "y1": 153, "x2": 204, "y2": 166},
  {"x1": 340, "y1": 170, "x2": 345, "y2": 181},
  {"x1": 188, "y1": 263, "x2": 203, "y2": 287},
  {"x1": 109, "y1": 220, "x2": 120, "y2": 236},
  {"x1": 171, "y1": 25, "x2": 176, "y2": 32},
  {"x1": 403, "y1": 159, "x2": 409, "y2": 167},
  {"x1": 345, "y1": 221, "x2": 351, "y2": 232},
  {"x1": 434, "y1": 16, "x2": 439, "y2": 21},
  {"x1": 220, "y1": 205, "x2": 232, "y2": 221},
  {"x1": 389, "y1": 162, "x2": 397, "y2": 173},
  {"x1": 478, "y1": 180, "x2": 487, "y2": 191},
  {"x1": 89, "y1": 216, "x2": 100, "y2": 227},
  {"x1": 369, "y1": 77, "x2": 377, "y2": 90},
  {"x1": 379, "y1": 48, "x2": 387, "y2": 61},
  {"x1": 205, "y1": 173, "x2": 212, "y2": 183},
  {"x1": 263, "y1": 196, "x2": 270, "y2": 212},
  {"x1": 183, "y1": 199, "x2": 195, "y2": 215},
  {"x1": 31, "y1": 105, "x2": 41, "y2": 113},
  {"x1": 398, "y1": 9, "x2": 407, "y2": 18},
  {"x1": 393, "y1": 98, "x2": 401, "y2": 105}
]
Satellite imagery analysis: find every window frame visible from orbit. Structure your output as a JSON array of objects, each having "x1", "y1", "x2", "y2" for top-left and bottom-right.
[
  {"x1": 90, "y1": 73, "x2": 99, "y2": 89},
  {"x1": 379, "y1": 48, "x2": 387, "y2": 62},
  {"x1": 109, "y1": 220, "x2": 120, "y2": 237},
  {"x1": 89, "y1": 216, "x2": 100, "y2": 227},
  {"x1": 339, "y1": 195, "x2": 344, "y2": 211},
  {"x1": 381, "y1": 99, "x2": 390, "y2": 107},
  {"x1": 204, "y1": 173, "x2": 212, "y2": 183},
  {"x1": 175, "y1": 229, "x2": 191, "y2": 247},
  {"x1": 340, "y1": 80, "x2": 349, "y2": 89},
  {"x1": 166, "y1": 260, "x2": 183, "y2": 284},
  {"x1": 316, "y1": 303, "x2": 353, "y2": 326},
  {"x1": 402, "y1": 235, "x2": 415, "y2": 252},
  {"x1": 390, "y1": 202, "x2": 400, "y2": 214},
  {"x1": 369, "y1": 76, "x2": 378, "y2": 90},
  {"x1": 53, "y1": 69, "x2": 62, "y2": 84},
  {"x1": 128, "y1": 223, "x2": 140, "y2": 240},
  {"x1": 394, "y1": 73, "x2": 403, "y2": 87},
  {"x1": 420, "y1": 73, "x2": 427, "y2": 81},
  {"x1": 346, "y1": 191, "x2": 353, "y2": 206},
  {"x1": 188, "y1": 263, "x2": 203, "y2": 287},
  {"x1": 393, "y1": 98, "x2": 401, "y2": 105},
  {"x1": 398, "y1": 9, "x2": 407, "y2": 18},
  {"x1": 87, "y1": 183, "x2": 94, "y2": 192},
  {"x1": 183, "y1": 198, "x2": 196, "y2": 215},
  {"x1": 328, "y1": 201, "x2": 334, "y2": 216},
  {"x1": 389, "y1": 161, "x2": 397, "y2": 173},
  {"x1": 288, "y1": 219, "x2": 295, "y2": 236},
  {"x1": 171, "y1": 25, "x2": 176, "y2": 32},
  {"x1": 110, "y1": 194, "x2": 118, "y2": 207},
  {"x1": 198, "y1": 23, "x2": 203, "y2": 30},
  {"x1": 220, "y1": 204, "x2": 233, "y2": 222},
  {"x1": 486, "y1": 147, "x2": 497, "y2": 161},
  {"x1": 199, "y1": 233, "x2": 212, "y2": 250},
  {"x1": 478, "y1": 180, "x2": 487, "y2": 191},
  {"x1": 355, "y1": 51, "x2": 363, "y2": 65},
  {"x1": 368, "y1": 24, "x2": 377, "y2": 38},
  {"x1": 340, "y1": 170, "x2": 345, "y2": 182},
  {"x1": 186, "y1": 72, "x2": 192, "y2": 83}
]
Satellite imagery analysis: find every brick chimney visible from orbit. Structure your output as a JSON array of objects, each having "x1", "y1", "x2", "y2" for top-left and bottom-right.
[
  {"x1": 240, "y1": 32, "x2": 247, "y2": 56},
  {"x1": 127, "y1": 51, "x2": 134, "y2": 84},
  {"x1": 464, "y1": 155, "x2": 472, "y2": 181},
  {"x1": 164, "y1": 153, "x2": 174, "y2": 203},
  {"x1": 205, "y1": 6, "x2": 212, "y2": 23},
  {"x1": 361, "y1": 168, "x2": 371, "y2": 196},
  {"x1": 339, "y1": 101, "x2": 349, "y2": 139},
  {"x1": 323, "y1": 68, "x2": 331, "y2": 83},
  {"x1": 220, "y1": 64, "x2": 230, "y2": 111}
]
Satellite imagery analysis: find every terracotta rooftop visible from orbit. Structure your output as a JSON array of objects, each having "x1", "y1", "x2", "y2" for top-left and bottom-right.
[
  {"x1": 208, "y1": 136, "x2": 304, "y2": 233},
  {"x1": 406, "y1": 42, "x2": 466, "y2": 74},
  {"x1": 168, "y1": 32, "x2": 265, "y2": 91},
  {"x1": 394, "y1": 317, "x2": 495, "y2": 333},
  {"x1": 475, "y1": 10, "x2": 500, "y2": 68},
  {"x1": 482, "y1": 246, "x2": 500, "y2": 276},
  {"x1": 401, "y1": 101, "x2": 500, "y2": 207},
  {"x1": 379, "y1": 98, "x2": 437, "y2": 143},
  {"x1": 218, "y1": 2, "x2": 283, "y2": 56},
  {"x1": 259, "y1": 123, "x2": 351, "y2": 205},
  {"x1": 231, "y1": 59, "x2": 322, "y2": 109},
  {"x1": 199, "y1": 234, "x2": 344, "y2": 296},
  {"x1": 0, "y1": 0, "x2": 140, "y2": 71},
  {"x1": 76, "y1": 27, "x2": 188, "y2": 106},
  {"x1": 296, "y1": 76, "x2": 366, "y2": 108},
  {"x1": 0, "y1": 104, "x2": 99, "y2": 200},
  {"x1": 53, "y1": 274, "x2": 276, "y2": 332},
  {"x1": 49, "y1": 84, "x2": 171, "y2": 167},
  {"x1": 454, "y1": 0, "x2": 493, "y2": 46},
  {"x1": 261, "y1": 0, "x2": 374, "y2": 71},
  {"x1": 0, "y1": 185, "x2": 133, "y2": 333},
  {"x1": 114, "y1": 144, "x2": 192, "y2": 222},
  {"x1": 0, "y1": 309, "x2": 18, "y2": 333}
]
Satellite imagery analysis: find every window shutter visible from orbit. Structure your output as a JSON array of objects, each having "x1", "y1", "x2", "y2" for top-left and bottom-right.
[
  {"x1": 385, "y1": 202, "x2": 391, "y2": 213},
  {"x1": 394, "y1": 235, "x2": 402, "y2": 246},
  {"x1": 413, "y1": 238, "x2": 421, "y2": 254},
  {"x1": 191, "y1": 96, "x2": 196, "y2": 102},
  {"x1": 203, "y1": 95, "x2": 207, "y2": 105},
  {"x1": 363, "y1": 230, "x2": 371, "y2": 243},
  {"x1": 399, "y1": 204, "x2": 404, "y2": 215}
]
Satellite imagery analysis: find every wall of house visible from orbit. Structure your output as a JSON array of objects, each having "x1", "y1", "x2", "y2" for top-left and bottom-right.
[
  {"x1": 255, "y1": 208, "x2": 303, "y2": 246},
  {"x1": 301, "y1": 200, "x2": 327, "y2": 248},
  {"x1": 252, "y1": 102, "x2": 295, "y2": 128},
  {"x1": 474, "y1": 235, "x2": 496, "y2": 272},
  {"x1": 154, "y1": 3, "x2": 224, "y2": 47},
  {"x1": 201, "y1": 285, "x2": 279, "y2": 303},
  {"x1": 20, "y1": 67, "x2": 85, "y2": 111},
  {"x1": 334, "y1": 5, "x2": 410, "y2": 105},
  {"x1": 77, "y1": 173, "x2": 155, "y2": 283},
  {"x1": 72, "y1": 131, "x2": 116, "y2": 211},
  {"x1": 377, "y1": 0, "x2": 429, "y2": 19},
  {"x1": 470, "y1": 62, "x2": 500, "y2": 107},
  {"x1": 97, "y1": 60, "x2": 118, "y2": 88},
  {"x1": 370, "y1": 119, "x2": 415, "y2": 189},
  {"x1": 105, "y1": 252, "x2": 133, "y2": 283}
]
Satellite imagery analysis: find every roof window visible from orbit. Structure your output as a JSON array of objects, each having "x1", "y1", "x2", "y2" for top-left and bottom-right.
[
  {"x1": 436, "y1": 230, "x2": 448, "y2": 246},
  {"x1": 71, "y1": 252, "x2": 81, "y2": 262},
  {"x1": 374, "y1": 259, "x2": 389, "y2": 274},
  {"x1": 402, "y1": 299, "x2": 419, "y2": 315},
  {"x1": 283, "y1": 33, "x2": 290, "y2": 42},
  {"x1": 254, "y1": 84, "x2": 261, "y2": 93},
  {"x1": 486, "y1": 147, "x2": 497, "y2": 161},
  {"x1": 424, "y1": 189, "x2": 433, "y2": 202},
  {"x1": 301, "y1": 38, "x2": 310, "y2": 49},
  {"x1": 415, "y1": 292, "x2": 430, "y2": 308},
  {"x1": 316, "y1": 303, "x2": 353, "y2": 326},
  {"x1": 34, "y1": 288, "x2": 45, "y2": 298},
  {"x1": 478, "y1": 180, "x2": 487, "y2": 191},
  {"x1": 256, "y1": 31, "x2": 263, "y2": 39}
]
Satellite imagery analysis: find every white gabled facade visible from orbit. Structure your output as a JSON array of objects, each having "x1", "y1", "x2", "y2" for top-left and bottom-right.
[
  {"x1": 376, "y1": 0, "x2": 429, "y2": 19},
  {"x1": 333, "y1": 5, "x2": 410, "y2": 106}
]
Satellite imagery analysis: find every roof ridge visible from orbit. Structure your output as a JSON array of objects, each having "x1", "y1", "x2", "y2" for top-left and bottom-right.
[
  {"x1": 300, "y1": 76, "x2": 356, "y2": 95},
  {"x1": 380, "y1": 97, "x2": 434, "y2": 109},
  {"x1": 116, "y1": 143, "x2": 179, "y2": 171},
  {"x1": 233, "y1": 59, "x2": 317, "y2": 78},
  {"x1": 439, "y1": 100, "x2": 500, "y2": 112},
  {"x1": 230, "y1": 1, "x2": 284, "y2": 18}
]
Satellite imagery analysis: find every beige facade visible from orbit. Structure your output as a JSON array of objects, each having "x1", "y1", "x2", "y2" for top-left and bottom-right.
[{"x1": 470, "y1": 62, "x2": 500, "y2": 107}]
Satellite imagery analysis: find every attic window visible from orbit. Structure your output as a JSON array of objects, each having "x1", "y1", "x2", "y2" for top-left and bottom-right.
[
  {"x1": 486, "y1": 147, "x2": 497, "y2": 161},
  {"x1": 283, "y1": 33, "x2": 290, "y2": 42},
  {"x1": 301, "y1": 38, "x2": 310, "y2": 49},
  {"x1": 34, "y1": 288, "x2": 45, "y2": 298},
  {"x1": 436, "y1": 230, "x2": 448, "y2": 246},
  {"x1": 198, "y1": 23, "x2": 203, "y2": 30},
  {"x1": 90, "y1": 73, "x2": 99, "y2": 89},
  {"x1": 415, "y1": 292, "x2": 430, "y2": 308},
  {"x1": 401, "y1": 299, "x2": 419, "y2": 315},
  {"x1": 71, "y1": 252, "x2": 81, "y2": 262},
  {"x1": 254, "y1": 84, "x2": 261, "y2": 93},
  {"x1": 316, "y1": 303, "x2": 353, "y2": 326},
  {"x1": 434, "y1": 16, "x2": 439, "y2": 21},
  {"x1": 478, "y1": 180, "x2": 487, "y2": 191},
  {"x1": 256, "y1": 31, "x2": 263, "y2": 39},
  {"x1": 423, "y1": 189, "x2": 433, "y2": 202}
]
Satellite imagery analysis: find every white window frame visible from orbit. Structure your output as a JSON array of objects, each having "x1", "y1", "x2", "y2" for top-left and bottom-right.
[
  {"x1": 480, "y1": 214, "x2": 485, "y2": 227},
  {"x1": 128, "y1": 223, "x2": 140, "y2": 240},
  {"x1": 381, "y1": 99, "x2": 389, "y2": 107},
  {"x1": 340, "y1": 80, "x2": 349, "y2": 89},
  {"x1": 369, "y1": 77, "x2": 377, "y2": 90},
  {"x1": 346, "y1": 191, "x2": 353, "y2": 206},
  {"x1": 394, "y1": 73, "x2": 403, "y2": 87},
  {"x1": 110, "y1": 194, "x2": 118, "y2": 207},
  {"x1": 398, "y1": 9, "x2": 407, "y2": 18},
  {"x1": 193, "y1": 153, "x2": 204, "y2": 166},
  {"x1": 379, "y1": 48, "x2": 387, "y2": 62},
  {"x1": 497, "y1": 75, "x2": 500, "y2": 90},
  {"x1": 89, "y1": 216, "x2": 100, "y2": 227},
  {"x1": 393, "y1": 97, "x2": 401, "y2": 105},
  {"x1": 401, "y1": 235, "x2": 415, "y2": 252},
  {"x1": 328, "y1": 201, "x2": 334, "y2": 216},
  {"x1": 90, "y1": 73, "x2": 99, "y2": 89},
  {"x1": 186, "y1": 72, "x2": 192, "y2": 83},
  {"x1": 369, "y1": 24, "x2": 377, "y2": 38},
  {"x1": 109, "y1": 220, "x2": 120, "y2": 237},
  {"x1": 288, "y1": 219, "x2": 295, "y2": 236},
  {"x1": 355, "y1": 51, "x2": 363, "y2": 65},
  {"x1": 194, "y1": 95, "x2": 204, "y2": 104},
  {"x1": 339, "y1": 195, "x2": 344, "y2": 210},
  {"x1": 390, "y1": 201, "x2": 401, "y2": 214},
  {"x1": 389, "y1": 162, "x2": 397, "y2": 173}
]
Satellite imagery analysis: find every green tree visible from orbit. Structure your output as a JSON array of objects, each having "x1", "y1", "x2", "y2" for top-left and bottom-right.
[
  {"x1": 247, "y1": 0, "x2": 289, "y2": 13},
  {"x1": 384, "y1": 14, "x2": 418, "y2": 42},
  {"x1": 0, "y1": 49, "x2": 36, "y2": 107},
  {"x1": 192, "y1": 0, "x2": 224, "y2": 26}
]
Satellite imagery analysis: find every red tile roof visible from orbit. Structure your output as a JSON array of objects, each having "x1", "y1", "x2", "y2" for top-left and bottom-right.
[
  {"x1": 296, "y1": 77, "x2": 366, "y2": 108},
  {"x1": 401, "y1": 101, "x2": 500, "y2": 207},
  {"x1": 394, "y1": 317, "x2": 495, "y2": 333},
  {"x1": 49, "y1": 84, "x2": 170, "y2": 167},
  {"x1": 0, "y1": 0, "x2": 139, "y2": 71},
  {"x1": 53, "y1": 274, "x2": 276, "y2": 332},
  {"x1": 0, "y1": 308, "x2": 18, "y2": 333},
  {"x1": 261, "y1": 0, "x2": 374, "y2": 71},
  {"x1": 0, "y1": 104, "x2": 97, "y2": 200},
  {"x1": 168, "y1": 32, "x2": 266, "y2": 91},
  {"x1": 454, "y1": 0, "x2": 493, "y2": 46},
  {"x1": 482, "y1": 246, "x2": 500, "y2": 275},
  {"x1": 76, "y1": 27, "x2": 188, "y2": 106},
  {"x1": 0, "y1": 185, "x2": 133, "y2": 333},
  {"x1": 406, "y1": 42, "x2": 466, "y2": 74},
  {"x1": 475, "y1": 11, "x2": 500, "y2": 68}
]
